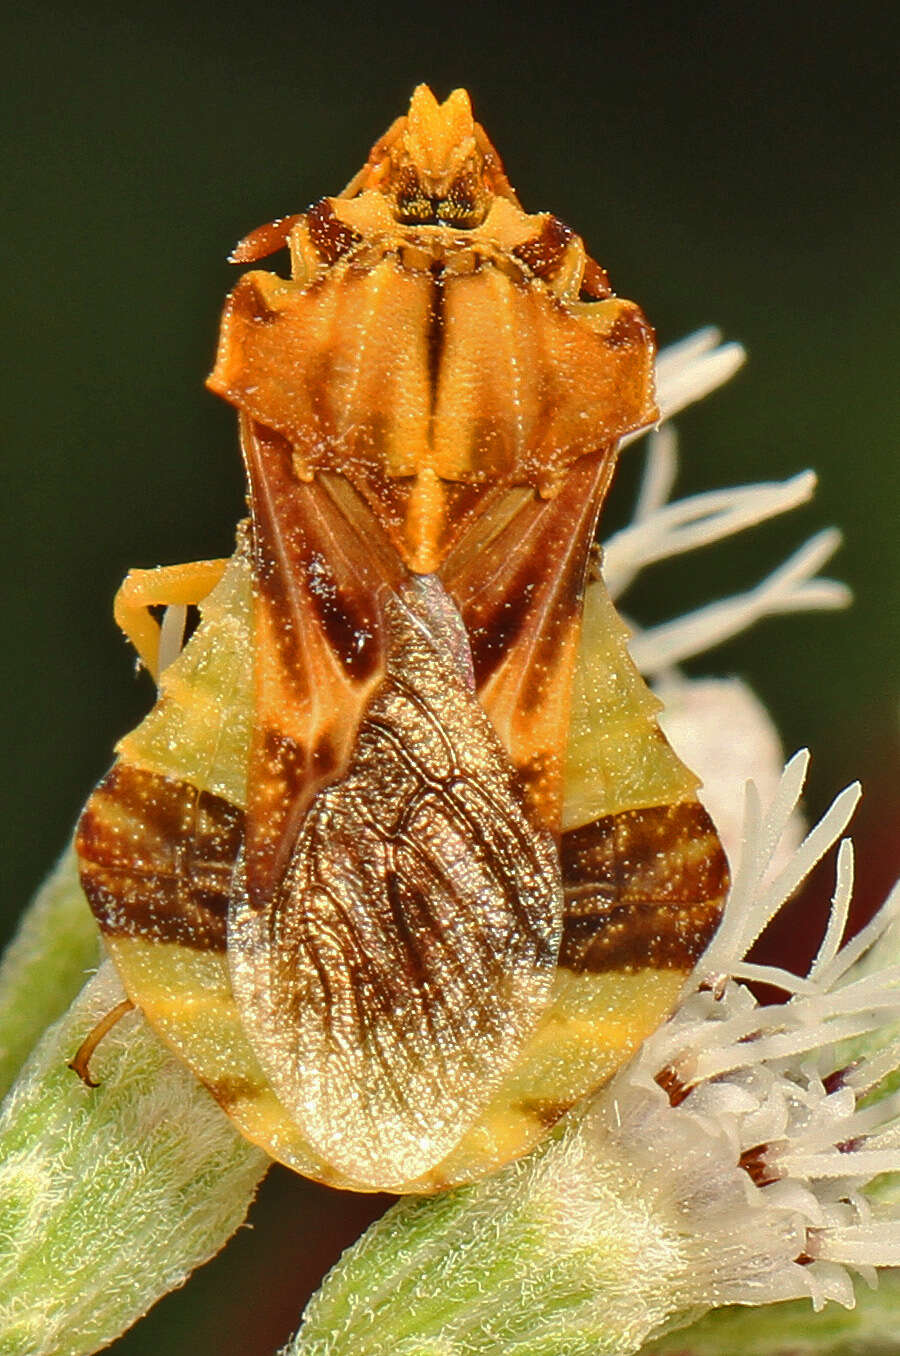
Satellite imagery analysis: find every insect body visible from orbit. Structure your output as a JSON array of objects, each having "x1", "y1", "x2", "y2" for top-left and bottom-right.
[{"x1": 76, "y1": 86, "x2": 728, "y2": 1192}]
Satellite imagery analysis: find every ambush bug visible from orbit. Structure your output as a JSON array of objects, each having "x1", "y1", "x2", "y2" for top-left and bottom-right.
[{"x1": 75, "y1": 86, "x2": 728, "y2": 1193}]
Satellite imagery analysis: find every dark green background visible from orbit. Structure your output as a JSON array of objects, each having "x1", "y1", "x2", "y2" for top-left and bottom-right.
[{"x1": 2, "y1": 2, "x2": 898, "y2": 1352}]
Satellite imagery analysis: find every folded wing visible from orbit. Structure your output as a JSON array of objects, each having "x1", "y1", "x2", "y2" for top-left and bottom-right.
[{"x1": 228, "y1": 580, "x2": 563, "y2": 1188}]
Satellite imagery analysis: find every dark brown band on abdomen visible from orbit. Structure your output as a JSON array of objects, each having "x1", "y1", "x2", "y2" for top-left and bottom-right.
[
  {"x1": 77, "y1": 763, "x2": 241, "y2": 951},
  {"x1": 77, "y1": 766, "x2": 728, "y2": 977},
  {"x1": 560, "y1": 801, "x2": 728, "y2": 973}
]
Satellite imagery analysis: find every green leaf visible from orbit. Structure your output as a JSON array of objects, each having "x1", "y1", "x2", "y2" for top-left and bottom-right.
[
  {"x1": 0, "y1": 844, "x2": 101, "y2": 1097},
  {"x1": 0, "y1": 962, "x2": 269, "y2": 1356}
]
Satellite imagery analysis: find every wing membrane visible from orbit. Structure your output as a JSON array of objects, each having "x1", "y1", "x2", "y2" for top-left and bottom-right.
[
  {"x1": 441, "y1": 450, "x2": 616, "y2": 834},
  {"x1": 228, "y1": 579, "x2": 563, "y2": 1189},
  {"x1": 238, "y1": 414, "x2": 406, "y2": 903}
]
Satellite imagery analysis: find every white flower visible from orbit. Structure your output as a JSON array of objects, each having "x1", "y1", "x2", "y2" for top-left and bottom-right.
[
  {"x1": 593, "y1": 752, "x2": 900, "y2": 1316},
  {"x1": 608, "y1": 334, "x2": 850, "y2": 675}
]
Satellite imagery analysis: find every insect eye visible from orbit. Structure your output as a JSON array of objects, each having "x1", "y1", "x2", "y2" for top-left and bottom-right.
[
  {"x1": 391, "y1": 166, "x2": 428, "y2": 221},
  {"x1": 393, "y1": 167, "x2": 484, "y2": 228},
  {"x1": 434, "y1": 172, "x2": 482, "y2": 227}
]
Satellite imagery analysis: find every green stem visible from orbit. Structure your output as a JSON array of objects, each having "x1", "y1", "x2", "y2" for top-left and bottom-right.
[{"x1": 0, "y1": 843, "x2": 101, "y2": 1097}]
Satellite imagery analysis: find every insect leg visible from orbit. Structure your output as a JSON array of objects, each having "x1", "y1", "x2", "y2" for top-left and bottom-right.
[
  {"x1": 113, "y1": 559, "x2": 228, "y2": 681},
  {"x1": 67, "y1": 997, "x2": 135, "y2": 1088}
]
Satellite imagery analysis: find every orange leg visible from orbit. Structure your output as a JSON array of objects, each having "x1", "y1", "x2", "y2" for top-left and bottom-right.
[
  {"x1": 68, "y1": 998, "x2": 135, "y2": 1088},
  {"x1": 114, "y1": 558, "x2": 228, "y2": 682}
]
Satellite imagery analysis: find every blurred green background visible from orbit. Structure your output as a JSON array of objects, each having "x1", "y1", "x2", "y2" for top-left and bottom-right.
[{"x1": 2, "y1": 1, "x2": 897, "y2": 1351}]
